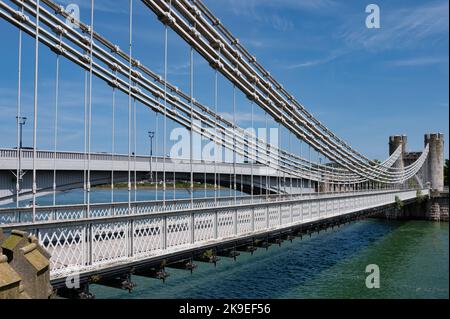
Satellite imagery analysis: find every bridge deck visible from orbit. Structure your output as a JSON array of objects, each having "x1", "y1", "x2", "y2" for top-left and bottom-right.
[
  {"x1": 0, "y1": 148, "x2": 285, "y2": 176},
  {"x1": 0, "y1": 149, "x2": 308, "y2": 204},
  {"x1": 1, "y1": 189, "x2": 425, "y2": 283}
]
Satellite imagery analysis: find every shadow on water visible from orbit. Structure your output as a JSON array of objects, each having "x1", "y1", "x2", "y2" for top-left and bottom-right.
[{"x1": 91, "y1": 219, "x2": 423, "y2": 299}]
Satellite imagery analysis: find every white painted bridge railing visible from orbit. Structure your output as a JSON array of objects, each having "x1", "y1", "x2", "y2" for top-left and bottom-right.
[
  {"x1": 0, "y1": 148, "x2": 262, "y2": 167},
  {"x1": 0, "y1": 190, "x2": 399, "y2": 225},
  {"x1": 0, "y1": 148, "x2": 161, "y2": 162},
  {"x1": 0, "y1": 189, "x2": 426, "y2": 280}
]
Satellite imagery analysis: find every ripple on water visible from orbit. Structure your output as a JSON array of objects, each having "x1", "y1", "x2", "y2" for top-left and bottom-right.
[{"x1": 89, "y1": 219, "x2": 448, "y2": 299}]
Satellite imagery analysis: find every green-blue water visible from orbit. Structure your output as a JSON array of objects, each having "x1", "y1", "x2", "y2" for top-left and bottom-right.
[
  {"x1": 89, "y1": 219, "x2": 448, "y2": 299},
  {"x1": 4, "y1": 188, "x2": 244, "y2": 208}
]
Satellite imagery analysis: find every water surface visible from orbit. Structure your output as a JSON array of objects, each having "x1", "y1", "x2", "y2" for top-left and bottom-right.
[{"x1": 88, "y1": 219, "x2": 448, "y2": 299}]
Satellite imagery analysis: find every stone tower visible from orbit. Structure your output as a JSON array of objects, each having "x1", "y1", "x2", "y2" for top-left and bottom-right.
[
  {"x1": 389, "y1": 135, "x2": 407, "y2": 169},
  {"x1": 424, "y1": 133, "x2": 445, "y2": 191}
]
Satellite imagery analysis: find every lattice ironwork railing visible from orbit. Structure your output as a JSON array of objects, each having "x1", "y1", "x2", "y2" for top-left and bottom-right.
[
  {"x1": 1, "y1": 189, "x2": 426, "y2": 280},
  {"x1": 0, "y1": 190, "x2": 389, "y2": 225}
]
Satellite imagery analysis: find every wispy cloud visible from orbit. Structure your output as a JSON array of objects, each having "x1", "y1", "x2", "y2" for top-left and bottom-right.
[
  {"x1": 286, "y1": 58, "x2": 329, "y2": 69},
  {"x1": 285, "y1": 50, "x2": 344, "y2": 69},
  {"x1": 215, "y1": 0, "x2": 337, "y2": 13},
  {"x1": 386, "y1": 56, "x2": 448, "y2": 67},
  {"x1": 340, "y1": 1, "x2": 449, "y2": 52},
  {"x1": 209, "y1": 0, "x2": 338, "y2": 33},
  {"x1": 270, "y1": 15, "x2": 294, "y2": 32},
  {"x1": 152, "y1": 59, "x2": 208, "y2": 77},
  {"x1": 285, "y1": 1, "x2": 449, "y2": 69}
]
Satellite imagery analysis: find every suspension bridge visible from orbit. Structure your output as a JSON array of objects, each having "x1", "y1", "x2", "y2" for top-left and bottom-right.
[{"x1": 0, "y1": 0, "x2": 445, "y2": 297}]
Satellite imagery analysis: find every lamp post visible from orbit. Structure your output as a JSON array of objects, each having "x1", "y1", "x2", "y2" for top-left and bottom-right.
[
  {"x1": 17, "y1": 116, "x2": 27, "y2": 149},
  {"x1": 15, "y1": 116, "x2": 26, "y2": 208},
  {"x1": 148, "y1": 131, "x2": 155, "y2": 181},
  {"x1": 17, "y1": 116, "x2": 27, "y2": 181}
]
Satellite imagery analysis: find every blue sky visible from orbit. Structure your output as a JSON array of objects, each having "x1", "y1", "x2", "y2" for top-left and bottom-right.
[{"x1": 0, "y1": 0, "x2": 448, "y2": 161}]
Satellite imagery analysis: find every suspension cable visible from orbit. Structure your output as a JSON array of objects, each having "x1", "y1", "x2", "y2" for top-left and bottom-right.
[
  {"x1": 111, "y1": 69, "x2": 116, "y2": 203},
  {"x1": 134, "y1": 98, "x2": 137, "y2": 202},
  {"x1": 155, "y1": 111, "x2": 159, "y2": 200},
  {"x1": 233, "y1": 84, "x2": 237, "y2": 202},
  {"x1": 15, "y1": 2, "x2": 23, "y2": 208},
  {"x1": 275, "y1": 136, "x2": 280, "y2": 196},
  {"x1": 250, "y1": 86, "x2": 254, "y2": 201},
  {"x1": 52, "y1": 33, "x2": 61, "y2": 206},
  {"x1": 5, "y1": 0, "x2": 429, "y2": 186},
  {"x1": 289, "y1": 131, "x2": 292, "y2": 198},
  {"x1": 163, "y1": 24, "x2": 168, "y2": 205},
  {"x1": 127, "y1": 0, "x2": 133, "y2": 211},
  {"x1": 300, "y1": 137, "x2": 303, "y2": 198},
  {"x1": 31, "y1": 0, "x2": 40, "y2": 222},
  {"x1": 265, "y1": 111, "x2": 268, "y2": 199},
  {"x1": 86, "y1": 0, "x2": 94, "y2": 216},
  {"x1": 213, "y1": 68, "x2": 218, "y2": 204},
  {"x1": 189, "y1": 46, "x2": 194, "y2": 207},
  {"x1": 14, "y1": 0, "x2": 402, "y2": 185}
]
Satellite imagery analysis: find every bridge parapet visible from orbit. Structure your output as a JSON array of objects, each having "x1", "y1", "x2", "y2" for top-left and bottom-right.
[
  {"x1": 1, "y1": 189, "x2": 427, "y2": 284},
  {"x1": 0, "y1": 190, "x2": 397, "y2": 225}
]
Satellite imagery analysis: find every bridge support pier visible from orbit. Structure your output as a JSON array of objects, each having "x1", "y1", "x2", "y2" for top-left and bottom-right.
[
  {"x1": 217, "y1": 247, "x2": 240, "y2": 260},
  {"x1": 167, "y1": 258, "x2": 198, "y2": 273},
  {"x1": 57, "y1": 284, "x2": 95, "y2": 299},
  {"x1": 135, "y1": 267, "x2": 170, "y2": 282},
  {"x1": 194, "y1": 250, "x2": 220, "y2": 265},
  {"x1": 96, "y1": 273, "x2": 137, "y2": 293},
  {"x1": 389, "y1": 135, "x2": 407, "y2": 170},
  {"x1": 424, "y1": 133, "x2": 445, "y2": 191}
]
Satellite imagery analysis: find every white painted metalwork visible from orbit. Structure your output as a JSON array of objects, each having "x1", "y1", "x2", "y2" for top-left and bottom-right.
[
  {"x1": 0, "y1": 0, "x2": 432, "y2": 286},
  {"x1": 1, "y1": 189, "x2": 426, "y2": 280},
  {"x1": 0, "y1": 0, "x2": 426, "y2": 185}
]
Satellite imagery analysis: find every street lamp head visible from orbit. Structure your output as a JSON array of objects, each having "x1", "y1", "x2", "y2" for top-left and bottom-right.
[
  {"x1": 17, "y1": 116, "x2": 27, "y2": 125},
  {"x1": 148, "y1": 131, "x2": 155, "y2": 158}
]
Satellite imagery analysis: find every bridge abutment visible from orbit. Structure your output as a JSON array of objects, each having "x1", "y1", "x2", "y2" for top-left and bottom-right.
[
  {"x1": 377, "y1": 190, "x2": 448, "y2": 222},
  {"x1": 427, "y1": 190, "x2": 449, "y2": 222}
]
